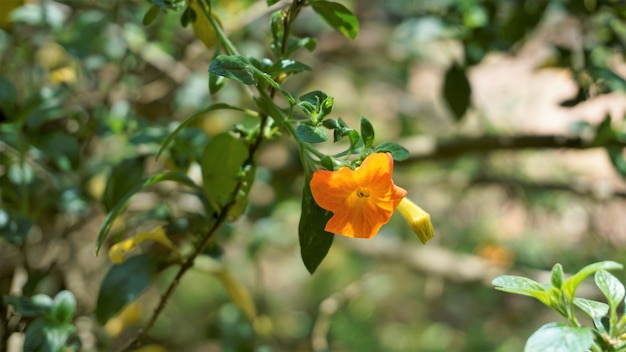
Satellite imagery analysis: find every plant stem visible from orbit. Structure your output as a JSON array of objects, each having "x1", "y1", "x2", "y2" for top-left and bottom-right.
[
  {"x1": 200, "y1": 0, "x2": 239, "y2": 56},
  {"x1": 116, "y1": 1, "x2": 312, "y2": 349}
]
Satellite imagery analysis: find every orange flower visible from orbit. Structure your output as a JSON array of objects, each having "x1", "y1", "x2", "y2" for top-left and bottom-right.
[{"x1": 310, "y1": 152, "x2": 407, "y2": 239}]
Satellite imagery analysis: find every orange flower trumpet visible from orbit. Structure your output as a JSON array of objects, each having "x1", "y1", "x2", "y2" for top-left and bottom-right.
[{"x1": 310, "y1": 152, "x2": 434, "y2": 242}]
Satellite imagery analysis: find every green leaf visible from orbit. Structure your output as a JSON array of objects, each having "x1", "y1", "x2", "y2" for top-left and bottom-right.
[
  {"x1": 209, "y1": 72, "x2": 226, "y2": 94},
  {"x1": 562, "y1": 261, "x2": 623, "y2": 301},
  {"x1": 320, "y1": 156, "x2": 336, "y2": 171},
  {"x1": 50, "y1": 291, "x2": 76, "y2": 324},
  {"x1": 551, "y1": 263, "x2": 564, "y2": 289},
  {"x1": 524, "y1": 323, "x2": 594, "y2": 352},
  {"x1": 320, "y1": 96, "x2": 333, "y2": 118},
  {"x1": 208, "y1": 47, "x2": 225, "y2": 94},
  {"x1": 0, "y1": 76, "x2": 17, "y2": 116},
  {"x1": 374, "y1": 142, "x2": 410, "y2": 161},
  {"x1": 209, "y1": 55, "x2": 256, "y2": 85},
  {"x1": 348, "y1": 129, "x2": 360, "y2": 149},
  {"x1": 102, "y1": 156, "x2": 146, "y2": 212},
  {"x1": 96, "y1": 254, "x2": 164, "y2": 324},
  {"x1": 298, "y1": 179, "x2": 334, "y2": 274},
  {"x1": 24, "y1": 317, "x2": 75, "y2": 352},
  {"x1": 180, "y1": 6, "x2": 196, "y2": 27},
  {"x1": 492, "y1": 275, "x2": 551, "y2": 306},
  {"x1": 201, "y1": 132, "x2": 250, "y2": 217},
  {"x1": 3, "y1": 294, "x2": 52, "y2": 317},
  {"x1": 279, "y1": 36, "x2": 317, "y2": 58},
  {"x1": 360, "y1": 117, "x2": 375, "y2": 150},
  {"x1": 595, "y1": 270, "x2": 625, "y2": 311},
  {"x1": 607, "y1": 146, "x2": 626, "y2": 178},
  {"x1": 156, "y1": 103, "x2": 245, "y2": 160},
  {"x1": 443, "y1": 63, "x2": 472, "y2": 121},
  {"x1": 310, "y1": 0, "x2": 359, "y2": 40},
  {"x1": 142, "y1": 5, "x2": 160, "y2": 26},
  {"x1": 269, "y1": 59, "x2": 312, "y2": 76},
  {"x1": 593, "y1": 115, "x2": 616, "y2": 146},
  {"x1": 296, "y1": 124, "x2": 329, "y2": 143},
  {"x1": 96, "y1": 172, "x2": 205, "y2": 254},
  {"x1": 299, "y1": 91, "x2": 329, "y2": 120},
  {"x1": 267, "y1": 0, "x2": 280, "y2": 5},
  {"x1": 573, "y1": 297, "x2": 609, "y2": 330},
  {"x1": 323, "y1": 119, "x2": 340, "y2": 130}
]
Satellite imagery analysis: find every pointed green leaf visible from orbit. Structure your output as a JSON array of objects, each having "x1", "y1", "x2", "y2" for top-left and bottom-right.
[
  {"x1": 323, "y1": 119, "x2": 340, "y2": 130},
  {"x1": 563, "y1": 261, "x2": 623, "y2": 300},
  {"x1": 180, "y1": 6, "x2": 196, "y2": 27},
  {"x1": 299, "y1": 91, "x2": 330, "y2": 120},
  {"x1": 96, "y1": 172, "x2": 205, "y2": 254},
  {"x1": 443, "y1": 63, "x2": 471, "y2": 121},
  {"x1": 595, "y1": 270, "x2": 625, "y2": 311},
  {"x1": 50, "y1": 291, "x2": 76, "y2": 325},
  {"x1": 607, "y1": 146, "x2": 626, "y2": 178},
  {"x1": 492, "y1": 275, "x2": 551, "y2": 305},
  {"x1": 269, "y1": 59, "x2": 312, "y2": 76},
  {"x1": 573, "y1": 297, "x2": 609, "y2": 331},
  {"x1": 299, "y1": 179, "x2": 334, "y2": 274},
  {"x1": 201, "y1": 132, "x2": 250, "y2": 216},
  {"x1": 142, "y1": 5, "x2": 160, "y2": 26},
  {"x1": 209, "y1": 55, "x2": 256, "y2": 85},
  {"x1": 3, "y1": 294, "x2": 52, "y2": 317},
  {"x1": 296, "y1": 124, "x2": 329, "y2": 143},
  {"x1": 551, "y1": 263, "x2": 564, "y2": 289},
  {"x1": 96, "y1": 254, "x2": 166, "y2": 324},
  {"x1": 300, "y1": 91, "x2": 328, "y2": 107},
  {"x1": 348, "y1": 129, "x2": 360, "y2": 149},
  {"x1": 24, "y1": 317, "x2": 75, "y2": 352},
  {"x1": 375, "y1": 142, "x2": 410, "y2": 161},
  {"x1": 280, "y1": 36, "x2": 317, "y2": 57},
  {"x1": 360, "y1": 117, "x2": 375, "y2": 150},
  {"x1": 310, "y1": 0, "x2": 359, "y2": 40},
  {"x1": 593, "y1": 115, "x2": 616, "y2": 146},
  {"x1": 209, "y1": 72, "x2": 226, "y2": 94},
  {"x1": 524, "y1": 323, "x2": 593, "y2": 352},
  {"x1": 102, "y1": 156, "x2": 146, "y2": 212}
]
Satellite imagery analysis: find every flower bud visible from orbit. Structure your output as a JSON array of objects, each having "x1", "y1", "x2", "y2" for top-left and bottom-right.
[{"x1": 397, "y1": 198, "x2": 435, "y2": 244}]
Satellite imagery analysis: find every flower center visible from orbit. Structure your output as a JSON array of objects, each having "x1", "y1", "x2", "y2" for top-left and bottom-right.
[{"x1": 356, "y1": 188, "x2": 370, "y2": 198}]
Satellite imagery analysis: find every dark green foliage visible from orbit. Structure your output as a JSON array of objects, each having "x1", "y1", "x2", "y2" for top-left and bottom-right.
[
  {"x1": 310, "y1": 0, "x2": 359, "y2": 40},
  {"x1": 96, "y1": 255, "x2": 164, "y2": 324},
  {"x1": 298, "y1": 180, "x2": 334, "y2": 274},
  {"x1": 443, "y1": 63, "x2": 471, "y2": 121}
]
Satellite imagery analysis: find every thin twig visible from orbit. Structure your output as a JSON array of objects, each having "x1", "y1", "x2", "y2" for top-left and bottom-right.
[{"x1": 311, "y1": 273, "x2": 375, "y2": 352}]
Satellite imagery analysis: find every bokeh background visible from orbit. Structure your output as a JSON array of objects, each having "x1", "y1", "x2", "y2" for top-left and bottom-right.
[{"x1": 1, "y1": 0, "x2": 626, "y2": 351}]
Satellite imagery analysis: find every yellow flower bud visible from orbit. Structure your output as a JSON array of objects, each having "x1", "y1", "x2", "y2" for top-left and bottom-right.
[{"x1": 396, "y1": 198, "x2": 435, "y2": 244}]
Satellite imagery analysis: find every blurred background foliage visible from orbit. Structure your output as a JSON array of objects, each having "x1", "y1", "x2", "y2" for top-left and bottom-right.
[{"x1": 1, "y1": 0, "x2": 626, "y2": 351}]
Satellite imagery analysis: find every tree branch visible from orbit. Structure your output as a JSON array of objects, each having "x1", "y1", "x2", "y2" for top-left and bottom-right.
[
  {"x1": 402, "y1": 134, "x2": 626, "y2": 163},
  {"x1": 471, "y1": 175, "x2": 626, "y2": 200}
]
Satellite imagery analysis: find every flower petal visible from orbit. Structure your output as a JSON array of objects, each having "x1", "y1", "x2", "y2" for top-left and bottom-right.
[{"x1": 310, "y1": 167, "x2": 357, "y2": 212}]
